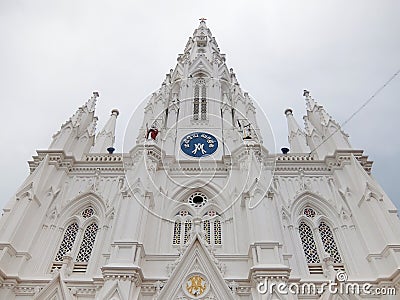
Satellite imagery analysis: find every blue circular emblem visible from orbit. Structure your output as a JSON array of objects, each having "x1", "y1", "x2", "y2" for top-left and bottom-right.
[{"x1": 180, "y1": 132, "x2": 218, "y2": 158}]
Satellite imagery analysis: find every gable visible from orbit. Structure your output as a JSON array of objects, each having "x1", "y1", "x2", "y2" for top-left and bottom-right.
[
  {"x1": 34, "y1": 272, "x2": 74, "y2": 300},
  {"x1": 158, "y1": 235, "x2": 233, "y2": 299}
]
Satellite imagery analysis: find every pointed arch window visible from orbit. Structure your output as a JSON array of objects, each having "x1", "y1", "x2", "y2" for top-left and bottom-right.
[
  {"x1": 184, "y1": 219, "x2": 192, "y2": 244},
  {"x1": 172, "y1": 210, "x2": 193, "y2": 246},
  {"x1": 52, "y1": 207, "x2": 99, "y2": 273},
  {"x1": 202, "y1": 210, "x2": 222, "y2": 246},
  {"x1": 203, "y1": 220, "x2": 211, "y2": 244},
  {"x1": 299, "y1": 221, "x2": 320, "y2": 264},
  {"x1": 298, "y1": 206, "x2": 344, "y2": 274},
  {"x1": 54, "y1": 222, "x2": 79, "y2": 261},
  {"x1": 172, "y1": 221, "x2": 182, "y2": 245},
  {"x1": 76, "y1": 222, "x2": 99, "y2": 262},
  {"x1": 214, "y1": 219, "x2": 222, "y2": 245},
  {"x1": 319, "y1": 221, "x2": 342, "y2": 263},
  {"x1": 193, "y1": 78, "x2": 206, "y2": 120}
]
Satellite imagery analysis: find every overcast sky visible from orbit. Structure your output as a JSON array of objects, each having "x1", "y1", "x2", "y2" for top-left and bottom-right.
[{"x1": 1, "y1": 1, "x2": 399, "y2": 210}]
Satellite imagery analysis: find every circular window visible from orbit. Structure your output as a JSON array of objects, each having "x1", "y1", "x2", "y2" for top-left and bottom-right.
[
  {"x1": 188, "y1": 192, "x2": 208, "y2": 208},
  {"x1": 82, "y1": 207, "x2": 95, "y2": 219},
  {"x1": 303, "y1": 207, "x2": 316, "y2": 218}
]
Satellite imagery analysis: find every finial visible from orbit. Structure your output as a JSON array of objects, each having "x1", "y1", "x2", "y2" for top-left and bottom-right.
[
  {"x1": 284, "y1": 108, "x2": 293, "y2": 116},
  {"x1": 303, "y1": 90, "x2": 310, "y2": 97},
  {"x1": 93, "y1": 91, "x2": 99, "y2": 98},
  {"x1": 199, "y1": 17, "x2": 207, "y2": 23},
  {"x1": 111, "y1": 109, "x2": 119, "y2": 116}
]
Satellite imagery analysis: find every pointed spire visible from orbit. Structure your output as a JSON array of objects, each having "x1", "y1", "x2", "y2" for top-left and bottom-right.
[
  {"x1": 284, "y1": 108, "x2": 310, "y2": 153},
  {"x1": 302, "y1": 90, "x2": 352, "y2": 157},
  {"x1": 303, "y1": 89, "x2": 317, "y2": 111},
  {"x1": 303, "y1": 115, "x2": 318, "y2": 136},
  {"x1": 49, "y1": 92, "x2": 99, "y2": 159},
  {"x1": 138, "y1": 20, "x2": 260, "y2": 154},
  {"x1": 51, "y1": 92, "x2": 99, "y2": 146},
  {"x1": 90, "y1": 109, "x2": 119, "y2": 153},
  {"x1": 179, "y1": 18, "x2": 222, "y2": 67},
  {"x1": 76, "y1": 92, "x2": 99, "y2": 135}
]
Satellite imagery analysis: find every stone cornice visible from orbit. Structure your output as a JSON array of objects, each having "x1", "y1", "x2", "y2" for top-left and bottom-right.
[
  {"x1": 129, "y1": 143, "x2": 162, "y2": 162},
  {"x1": 28, "y1": 150, "x2": 125, "y2": 175},
  {"x1": 273, "y1": 149, "x2": 373, "y2": 175},
  {"x1": 366, "y1": 244, "x2": 400, "y2": 262},
  {"x1": 101, "y1": 265, "x2": 144, "y2": 286},
  {"x1": 0, "y1": 243, "x2": 31, "y2": 261},
  {"x1": 249, "y1": 264, "x2": 292, "y2": 283},
  {"x1": 28, "y1": 150, "x2": 75, "y2": 174},
  {"x1": 325, "y1": 149, "x2": 373, "y2": 174}
]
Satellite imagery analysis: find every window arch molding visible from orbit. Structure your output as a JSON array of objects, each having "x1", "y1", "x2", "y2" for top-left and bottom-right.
[
  {"x1": 170, "y1": 203, "x2": 197, "y2": 219},
  {"x1": 80, "y1": 214, "x2": 100, "y2": 228},
  {"x1": 190, "y1": 70, "x2": 211, "y2": 79},
  {"x1": 169, "y1": 180, "x2": 227, "y2": 209},
  {"x1": 60, "y1": 212, "x2": 100, "y2": 233},
  {"x1": 53, "y1": 192, "x2": 106, "y2": 227},
  {"x1": 296, "y1": 215, "x2": 316, "y2": 229},
  {"x1": 61, "y1": 216, "x2": 82, "y2": 230},
  {"x1": 290, "y1": 191, "x2": 339, "y2": 227},
  {"x1": 198, "y1": 202, "x2": 223, "y2": 218}
]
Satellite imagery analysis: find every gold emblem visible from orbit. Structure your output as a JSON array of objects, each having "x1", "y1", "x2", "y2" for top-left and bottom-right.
[{"x1": 186, "y1": 275, "x2": 206, "y2": 297}]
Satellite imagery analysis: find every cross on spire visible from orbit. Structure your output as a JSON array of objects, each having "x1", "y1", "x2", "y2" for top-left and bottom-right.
[{"x1": 199, "y1": 18, "x2": 207, "y2": 22}]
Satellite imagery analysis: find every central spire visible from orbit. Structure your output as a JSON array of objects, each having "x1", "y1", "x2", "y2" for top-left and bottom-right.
[
  {"x1": 177, "y1": 18, "x2": 223, "y2": 67},
  {"x1": 136, "y1": 20, "x2": 262, "y2": 159}
]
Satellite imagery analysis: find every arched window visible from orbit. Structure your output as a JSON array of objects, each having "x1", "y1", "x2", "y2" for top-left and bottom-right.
[
  {"x1": 319, "y1": 221, "x2": 342, "y2": 263},
  {"x1": 299, "y1": 221, "x2": 320, "y2": 264},
  {"x1": 200, "y1": 82, "x2": 207, "y2": 120},
  {"x1": 172, "y1": 221, "x2": 182, "y2": 245},
  {"x1": 171, "y1": 208, "x2": 223, "y2": 247},
  {"x1": 52, "y1": 207, "x2": 99, "y2": 273},
  {"x1": 298, "y1": 206, "x2": 344, "y2": 274},
  {"x1": 193, "y1": 78, "x2": 206, "y2": 120},
  {"x1": 76, "y1": 222, "x2": 99, "y2": 262},
  {"x1": 184, "y1": 219, "x2": 192, "y2": 244},
  {"x1": 214, "y1": 220, "x2": 222, "y2": 245},
  {"x1": 172, "y1": 210, "x2": 193, "y2": 246},
  {"x1": 55, "y1": 222, "x2": 79, "y2": 261},
  {"x1": 203, "y1": 220, "x2": 211, "y2": 244},
  {"x1": 202, "y1": 210, "x2": 222, "y2": 246},
  {"x1": 194, "y1": 85, "x2": 199, "y2": 119}
]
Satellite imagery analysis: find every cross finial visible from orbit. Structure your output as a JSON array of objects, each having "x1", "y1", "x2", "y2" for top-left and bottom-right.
[{"x1": 199, "y1": 17, "x2": 207, "y2": 22}]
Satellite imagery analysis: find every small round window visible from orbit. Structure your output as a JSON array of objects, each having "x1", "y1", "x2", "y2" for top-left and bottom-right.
[
  {"x1": 188, "y1": 192, "x2": 208, "y2": 208},
  {"x1": 82, "y1": 207, "x2": 95, "y2": 219}
]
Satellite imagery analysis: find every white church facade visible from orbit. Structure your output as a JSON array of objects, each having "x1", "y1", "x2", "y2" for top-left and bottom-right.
[{"x1": 0, "y1": 20, "x2": 399, "y2": 299}]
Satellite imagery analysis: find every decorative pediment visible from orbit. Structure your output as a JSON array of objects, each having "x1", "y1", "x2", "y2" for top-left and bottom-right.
[
  {"x1": 101, "y1": 281, "x2": 125, "y2": 300},
  {"x1": 189, "y1": 55, "x2": 213, "y2": 76},
  {"x1": 158, "y1": 236, "x2": 233, "y2": 299},
  {"x1": 33, "y1": 272, "x2": 74, "y2": 300}
]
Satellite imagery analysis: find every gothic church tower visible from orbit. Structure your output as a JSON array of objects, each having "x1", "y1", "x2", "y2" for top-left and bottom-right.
[{"x1": 0, "y1": 20, "x2": 399, "y2": 300}]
